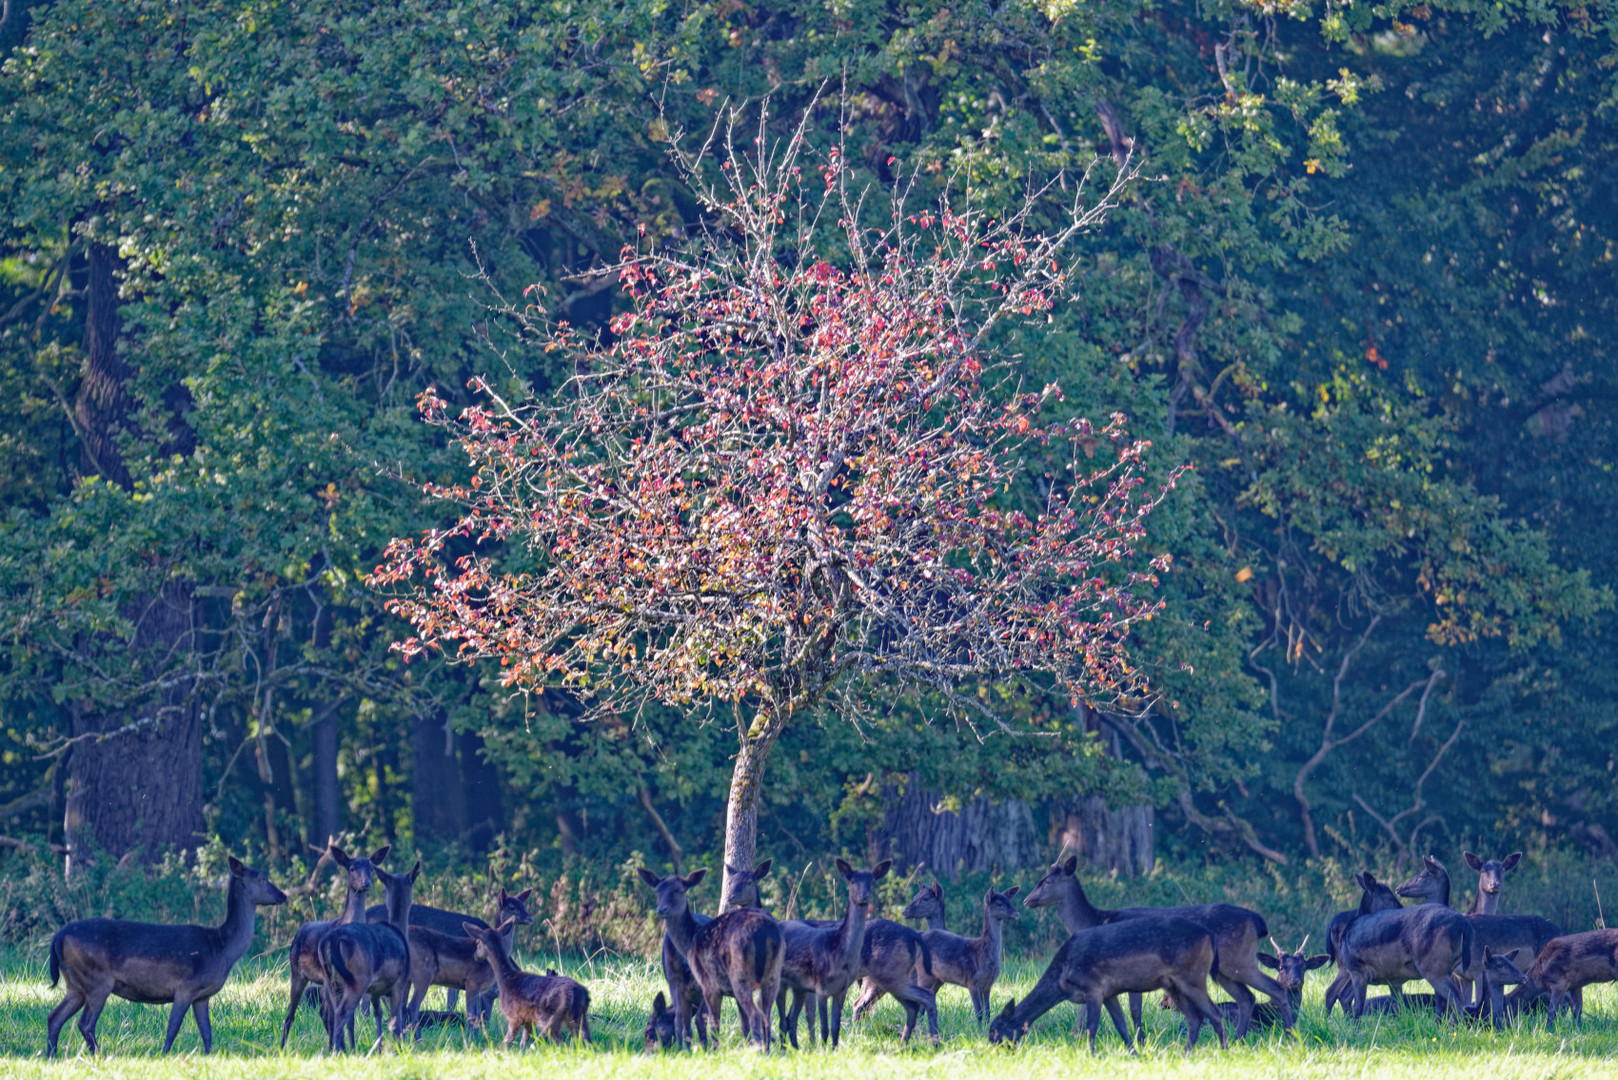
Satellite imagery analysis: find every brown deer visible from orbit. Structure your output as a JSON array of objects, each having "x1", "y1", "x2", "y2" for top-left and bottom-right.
[
  {"x1": 988, "y1": 915, "x2": 1227, "y2": 1053},
  {"x1": 1462, "y1": 850, "x2": 1522, "y2": 915},
  {"x1": 647, "y1": 859, "x2": 769, "y2": 1049},
  {"x1": 465, "y1": 920, "x2": 591, "y2": 1046},
  {"x1": 319, "y1": 859, "x2": 421, "y2": 1051},
  {"x1": 1510, "y1": 928, "x2": 1618, "y2": 1030},
  {"x1": 1362, "y1": 946, "x2": 1525, "y2": 1026},
  {"x1": 46, "y1": 857, "x2": 287, "y2": 1057},
  {"x1": 638, "y1": 867, "x2": 784, "y2": 1050},
  {"x1": 1022, "y1": 855, "x2": 1288, "y2": 1038},
  {"x1": 402, "y1": 919, "x2": 518, "y2": 1030},
  {"x1": 905, "y1": 880, "x2": 1021, "y2": 1026},
  {"x1": 1322, "y1": 871, "x2": 1403, "y2": 1016},
  {"x1": 366, "y1": 883, "x2": 534, "y2": 1017},
  {"x1": 279, "y1": 843, "x2": 389, "y2": 1048},
  {"x1": 778, "y1": 858, "x2": 889, "y2": 1048},
  {"x1": 1395, "y1": 854, "x2": 1561, "y2": 1008}
]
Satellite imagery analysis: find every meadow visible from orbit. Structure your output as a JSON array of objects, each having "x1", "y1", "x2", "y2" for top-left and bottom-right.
[{"x1": 0, "y1": 945, "x2": 1613, "y2": 1080}]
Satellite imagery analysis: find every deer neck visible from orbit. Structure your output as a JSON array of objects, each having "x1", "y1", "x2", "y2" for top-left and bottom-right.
[
  {"x1": 1010, "y1": 947, "x2": 1071, "y2": 1029},
  {"x1": 498, "y1": 919, "x2": 519, "y2": 955},
  {"x1": 836, "y1": 891, "x2": 869, "y2": 970},
  {"x1": 924, "y1": 911, "x2": 947, "y2": 932},
  {"x1": 1057, "y1": 879, "x2": 1105, "y2": 935},
  {"x1": 663, "y1": 906, "x2": 699, "y2": 959},
  {"x1": 980, "y1": 907, "x2": 1004, "y2": 960},
  {"x1": 217, "y1": 877, "x2": 259, "y2": 965},
  {"x1": 1471, "y1": 884, "x2": 1496, "y2": 915},
  {"x1": 385, "y1": 888, "x2": 413, "y2": 939},
  {"x1": 336, "y1": 882, "x2": 369, "y2": 926},
  {"x1": 484, "y1": 938, "x2": 523, "y2": 987}
]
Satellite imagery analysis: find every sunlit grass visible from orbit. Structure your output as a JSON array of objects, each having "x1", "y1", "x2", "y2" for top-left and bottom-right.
[{"x1": 0, "y1": 946, "x2": 1613, "y2": 1077}]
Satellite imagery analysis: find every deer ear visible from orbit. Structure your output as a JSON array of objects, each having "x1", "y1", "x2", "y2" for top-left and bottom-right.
[
  {"x1": 753, "y1": 859, "x2": 772, "y2": 879},
  {"x1": 461, "y1": 921, "x2": 479, "y2": 936},
  {"x1": 370, "y1": 844, "x2": 391, "y2": 866},
  {"x1": 683, "y1": 867, "x2": 707, "y2": 888},
  {"x1": 1463, "y1": 851, "x2": 1484, "y2": 872},
  {"x1": 872, "y1": 859, "x2": 892, "y2": 881},
  {"x1": 998, "y1": 998, "x2": 1016, "y2": 1019},
  {"x1": 653, "y1": 991, "x2": 668, "y2": 1012},
  {"x1": 1305, "y1": 955, "x2": 1331, "y2": 970},
  {"x1": 1004, "y1": 885, "x2": 1020, "y2": 899},
  {"x1": 408, "y1": 860, "x2": 422, "y2": 883},
  {"x1": 228, "y1": 856, "x2": 246, "y2": 876},
  {"x1": 516, "y1": 888, "x2": 534, "y2": 902},
  {"x1": 1423, "y1": 855, "x2": 1441, "y2": 871},
  {"x1": 1257, "y1": 953, "x2": 1279, "y2": 970},
  {"x1": 1502, "y1": 852, "x2": 1522, "y2": 872},
  {"x1": 835, "y1": 858, "x2": 854, "y2": 879},
  {"x1": 637, "y1": 867, "x2": 663, "y2": 889},
  {"x1": 329, "y1": 845, "x2": 351, "y2": 868},
  {"x1": 1060, "y1": 856, "x2": 1078, "y2": 876}
]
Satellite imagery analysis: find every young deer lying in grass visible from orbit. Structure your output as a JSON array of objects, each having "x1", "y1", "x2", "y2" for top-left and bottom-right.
[
  {"x1": 466, "y1": 920, "x2": 591, "y2": 1046},
  {"x1": 279, "y1": 843, "x2": 388, "y2": 1048},
  {"x1": 989, "y1": 915, "x2": 1227, "y2": 1053},
  {"x1": 47, "y1": 857, "x2": 287, "y2": 1057},
  {"x1": 319, "y1": 859, "x2": 420, "y2": 1051},
  {"x1": 903, "y1": 880, "x2": 1021, "y2": 1027},
  {"x1": 644, "y1": 991, "x2": 679, "y2": 1051}
]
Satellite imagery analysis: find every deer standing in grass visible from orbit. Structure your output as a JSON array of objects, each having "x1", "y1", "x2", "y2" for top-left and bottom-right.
[
  {"x1": 900, "y1": 879, "x2": 1021, "y2": 1026},
  {"x1": 1509, "y1": 928, "x2": 1618, "y2": 1030},
  {"x1": 465, "y1": 920, "x2": 591, "y2": 1046},
  {"x1": 368, "y1": 883, "x2": 534, "y2": 1018},
  {"x1": 778, "y1": 859, "x2": 889, "y2": 1048},
  {"x1": 280, "y1": 843, "x2": 389, "y2": 1048},
  {"x1": 47, "y1": 857, "x2": 287, "y2": 1057},
  {"x1": 319, "y1": 859, "x2": 420, "y2": 1051},
  {"x1": 989, "y1": 915, "x2": 1226, "y2": 1053},
  {"x1": 1164, "y1": 936, "x2": 1329, "y2": 1036},
  {"x1": 639, "y1": 867, "x2": 783, "y2": 1050}
]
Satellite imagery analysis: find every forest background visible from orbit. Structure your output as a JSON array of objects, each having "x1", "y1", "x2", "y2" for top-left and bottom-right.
[{"x1": 1, "y1": 0, "x2": 1616, "y2": 944}]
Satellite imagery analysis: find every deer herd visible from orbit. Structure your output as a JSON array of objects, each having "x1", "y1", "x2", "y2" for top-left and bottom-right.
[{"x1": 38, "y1": 844, "x2": 1618, "y2": 1057}]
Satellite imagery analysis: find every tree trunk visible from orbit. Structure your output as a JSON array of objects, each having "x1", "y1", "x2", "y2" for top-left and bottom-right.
[
  {"x1": 1052, "y1": 797, "x2": 1154, "y2": 877},
  {"x1": 458, "y1": 729, "x2": 503, "y2": 853},
  {"x1": 310, "y1": 698, "x2": 342, "y2": 846},
  {"x1": 412, "y1": 709, "x2": 467, "y2": 846},
  {"x1": 719, "y1": 720, "x2": 785, "y2": 912},
  {"x1": 876, "y1": 778, "x2": 1043, "y2": 879}
]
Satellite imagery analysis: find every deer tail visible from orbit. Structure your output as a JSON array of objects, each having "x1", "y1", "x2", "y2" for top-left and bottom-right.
[
  {"x1": 1208, "y1": 934, "x2": 1220, "y2": 982},
  {"x1": 915, "y1": 932, "x2": 934, "y2": 978},
  {"x1": 320, "y1": 935, "x2": 357, "y2": 995},
  {"x1": 575, "y1": 987, "x2": 591, "y2": 1042},
  {"x1": 48, "y1": 929, "x2": 63, "y2": 988}
]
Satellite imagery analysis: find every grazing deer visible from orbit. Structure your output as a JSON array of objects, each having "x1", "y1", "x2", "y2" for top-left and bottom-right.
[
  {"x1": 319, "y1": 859, "x2": 421, "y2": 1051},
  {"x1": 465, "y1": 920, "x2": 591, "y2": 1046},
  {"x1": 644, "y1": 991, "x2": 679, "y2": 1051},
  {"x1": 1337, "y1": 896, "x2": 1473, "y2": 1022},
  {"x1": 909, "y1": 881, "x2": 1021, "y2": 1026},
  {"x1": 778, "y1": 858, "x2": 890, "y2": 1048},
  {"x1": 1022, "y1": 855, "x2": 1288, "y2": 1038},
  {"x1": 46, "y1": 857, "x2": 287, "y2": 1057},
  {"x1": 366, "y1": 884, "x2": 534, "y2": 1017},
  {"x1": 1396, "y1": 854, "x2": 1561, "y2": 1008},
  {"x1": 1162, "y1": 935, "x2": 1329, "y2": 1036},
  {"x1": 638, "y1": 867, "x2": 783, "y2": 1050},
  {"x1": 1322, "y1": 871, "x2": 1403, "y2": 1016},
  {"x1": 1463, "y1": 851, "x2": 1522, "y2": 915},
  {"x1": 279, "y1": 843, "x2": 389, "y2": 1048},
  {"x1": 1510, "y1": 928, "x2": 1618, "y2": 1031},
  {"x1": 989, "y1": 915, "x2": 1227, "y2": 1053}
]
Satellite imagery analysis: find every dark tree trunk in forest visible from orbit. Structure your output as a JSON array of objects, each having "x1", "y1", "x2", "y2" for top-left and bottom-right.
[
  {"x1": 458, "y1": 729, "x2": 503, "y2": 852},
  {"x1": 1051, "y1": 708, "x2": 1154, "y2": 877},
  {"x1": 63, "y1": 243, "x2": 205, "y2": 872},
  {"x1": 876, "y1": 778, "x2": 1043, "y2": 879},
  {"x1": 412, "y1": 710, "x2": 467, "y2": 845},
  {"x1": 310, "y1": 699, "x2": 342, "y2": 845}
]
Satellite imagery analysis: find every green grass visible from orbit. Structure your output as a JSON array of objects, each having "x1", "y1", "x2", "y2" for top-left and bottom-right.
[{"x1": 1, "y1": 946, "x2": 1614, "y2": 1078}]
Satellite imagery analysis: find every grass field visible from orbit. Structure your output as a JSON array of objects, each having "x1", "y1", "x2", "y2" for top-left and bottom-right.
[{"x1": 0, "y1": 945, "x2": 1614, "y2": 1079}]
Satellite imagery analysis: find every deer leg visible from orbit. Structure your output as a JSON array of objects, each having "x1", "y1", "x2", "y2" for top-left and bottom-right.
[
  {"x1": 782, "y1": 989, "x2": 804, "y2": 1049},
  {"x1": 1546, "y1": 990, "x2": 1563, "y2": 1032},
  {"x1": 1128, "y1": 991, "x2": 1144, "y2": 1043},
  {"x1": 46, "y1": 987, "x2": 85, "y2": 1057},
  {"x1": 445, "y1": 987, "x2": 461, "y2": 1014},
  {"x1": 850, "y1": 977, "x2": 883, "y2": 1021},
  {"x1": 816, "y1": 990, "x2": 830, "y2": 1046},
  {"x1": 1103, "y1": 996, "x2": 1134, "y2": 1052},
  {"x1": 831, "y1": 990, "x2": 848, "y2": 1048},
  {"x1": 280, "y1": 971, "x2": 309, "y2": 1048},
  {"x1": 77, "y1": 986, "x2": 110, "y2": 1054},
  {"x1": 1212, "y1": 973, "x2": 1255, "y2": 1038},
  {"x1": 897, "y1": 998, "x2": 919, "y2": 1044},
  {"x1": 1084, "y1": 999, "x2": 1105, "y2": 1054},
  {"x1": 192, "y1": 999, "x2": 213, "y2": 1054}
]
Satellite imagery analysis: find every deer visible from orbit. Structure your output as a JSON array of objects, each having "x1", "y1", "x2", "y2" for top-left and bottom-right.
[
  {"x1": 1362, "y1": 946, "x2": 1526, "y2": 1026},
  {"x1": 778, "y1": 858, "x2": 889, "y2": 1048},
  {"x1": 465, "y1": 919, "x2": 590, "y2": 1045},
  {"x1": 638, "y1": 867, "x2": 783, "y2": 1050},
  {"x1": 1161, "y1": 935, "x2": 1329, "y2": 1036},
  {"x1": 366, "y1": 883, "x2": 534, "y2": 1018},
  {"x1": 646, "y1": 858, "x2": 770, "y2": 1050},
  {"x1": 988, "y1": 915, "x2": 1227, "y2": 1053},
  {"x1": 1322, "y1": 870, "x2": 1404, "y2": 1016},
  {"x1": 1508, "y1": 928, "x2": 1618, "y2": 1031},
  {"x1": 644, "y1": 991, "x2": 679, "y2": 1051},
  {"x1": 46, "y1": 857, "x2": 287, "y2": 1057},
  {"x1": 318, "y1": 858, "x2": 420, "y2": 1051},
  {"x1": 1396, "y1": 854, "x2": 1561, "y2": 1008},
  {"x1": 903, "y1": 879, "x2": 1021, "y2": 1026},
  {"x1": 279, "y1": 843, "x2": 389, "y2": 1048},
  {"x1": 1022, "y1": 855, "x2": 1288, "y2": 1039},
  {"x1": 1336, "y1": 889, "x2": 1474, "y2": 1022},
  {"x1": 1462, "y1": 850, "x2": 1522, "y2": 915},
  {"x1": 402, "y1": 916, "x2": 525, "y2": 1031}
]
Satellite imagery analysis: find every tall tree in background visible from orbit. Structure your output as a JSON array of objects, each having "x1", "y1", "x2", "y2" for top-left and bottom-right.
[{"x1": 374, "y1": 115, "x2": 1181, "y2": 903}]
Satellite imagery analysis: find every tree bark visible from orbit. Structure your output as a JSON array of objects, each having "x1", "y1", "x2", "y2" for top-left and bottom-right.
[
  {"x1": 458, "y1": 729, "x2": 503, "y2": 853},
  {"x1": 311, "y1": 698, "x2": 342, "y2": 846},
  {"x1": 1053, "y1": 797, "x2": 1154, "y2": 877},
  {"x1": 412, "y1": 709, "x2": 467, "y2": 846},
  {"x1": 719, "y1": 720, "x2": 785, "y2": 912},
  {"x1": 877, "y1": 779, "x2": 1043, "y2": 879}
]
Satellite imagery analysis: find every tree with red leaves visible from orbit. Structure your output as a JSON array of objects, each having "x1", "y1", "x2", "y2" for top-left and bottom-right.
[{"x1": 371, "y1": 111, "x2": 1181, "y2": 905}]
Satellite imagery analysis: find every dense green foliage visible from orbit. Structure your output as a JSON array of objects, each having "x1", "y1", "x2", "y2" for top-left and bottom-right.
[{"x1": 0, "y1": 0, "x2": 1615, "y2": 879}]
